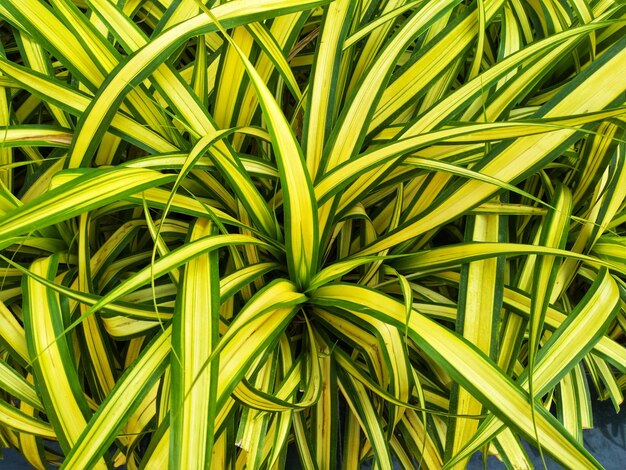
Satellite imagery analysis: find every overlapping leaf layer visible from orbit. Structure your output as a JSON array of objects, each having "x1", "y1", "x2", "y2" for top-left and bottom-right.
[{"x1": 0, "y1": 1, "x2": 624, "y2": 468}]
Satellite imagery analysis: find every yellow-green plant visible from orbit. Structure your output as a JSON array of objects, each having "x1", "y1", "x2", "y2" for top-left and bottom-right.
[{"x1": 0, "y1": 0, "x2": 625, "y2": 468}]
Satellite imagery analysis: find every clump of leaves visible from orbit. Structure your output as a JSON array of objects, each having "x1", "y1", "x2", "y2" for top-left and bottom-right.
[{"x1": 0, "y1": 0, "x2": 625, "y2": 469}]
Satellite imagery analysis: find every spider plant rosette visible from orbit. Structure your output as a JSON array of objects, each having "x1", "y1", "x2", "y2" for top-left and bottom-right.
[{"x1": 0, "y1": 0, "x2": 625, "y2": 468}]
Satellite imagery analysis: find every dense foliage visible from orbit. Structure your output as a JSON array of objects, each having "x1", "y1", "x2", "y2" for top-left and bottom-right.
[{"x1": 0, "y1": 0, "x2": 625, "y2": 468}]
